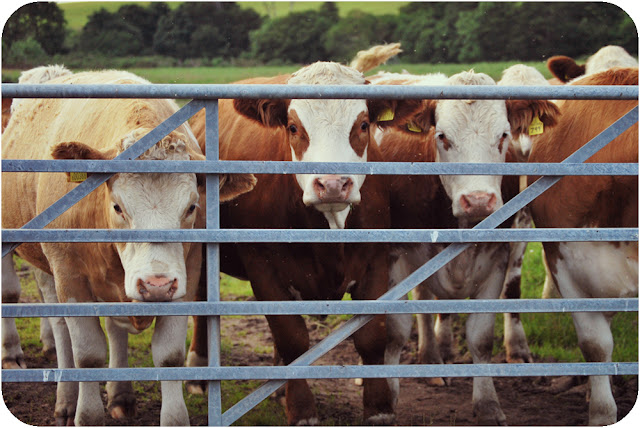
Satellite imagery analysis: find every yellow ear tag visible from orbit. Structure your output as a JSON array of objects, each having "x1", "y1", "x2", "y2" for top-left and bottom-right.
[
  {"x1": 377, "y1": 108, "x2": 395, "y2": 122},
  {"x1": 68, "y1": 172, "x2": 88, "y2": 183},
  {"x1": 528, "y1": 116, "x2": 544, "y2": 136},
  {"x1": 407, "y1": 121, "x2": 423, "y2": 133}
]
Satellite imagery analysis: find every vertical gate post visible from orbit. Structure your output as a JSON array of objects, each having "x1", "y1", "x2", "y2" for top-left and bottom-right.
[{"x1": 204, "y1": 100, "x2": 223, "y2": 425}]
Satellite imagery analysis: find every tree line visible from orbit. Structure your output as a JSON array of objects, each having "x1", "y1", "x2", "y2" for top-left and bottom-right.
[{"x1": 3, "y1": 1, "x2": 637, "y2": 68}]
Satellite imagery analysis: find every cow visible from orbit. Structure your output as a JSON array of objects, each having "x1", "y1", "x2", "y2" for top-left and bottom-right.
[
  {"x1": 547, "y1": 45, "x2": 638, "y2": 84},
  {"x1": 528, "y1": 67, "x2": 638, "y2": 426},
  {"x1": 368, "y1": 69, "x2": 559, "y2": 425},
  {"x1": 1, "y1": 69, "x2": 256, "y2": 426},
  {"x1": 185, "y1": 61, "x2": 423, "y2": 425}
]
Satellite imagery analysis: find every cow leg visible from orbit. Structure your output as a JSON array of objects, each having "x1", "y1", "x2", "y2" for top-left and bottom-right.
[
  {"x1": 571, "y1": 311, "x2": 616, "y2": 426},
  {"x1": 466, "y1": 310, "x2": 505, "y2": 426},
  {"x1": 384, "y1": 312, "x2": 412, "y2": 408},
  {"x1": 1, "y1": 255, "x2": 26, "y2": 370},
  {"x1": 186, "y1": 257, "x2": 208, "y2": 395},
  {"x1": 65, "y1": 316, "x2": 108, "y2": 426},
  {"x1": 265, "y1": 314, "x2": 318, "y2": 426},
  {"x1": 351, "y1": 253, "x2": 395, "y2": 425},
  {"x1": 502, "y1": 208, "x2": 532, "y2": 364},
  {"x1": 36, "y1": 269, "x2": 78, "y2": 426},
  {"x1": 32, "y1": 268, "x2": 57, "y2": 361},
  {"x1": 105, "y1": 318, "x2": 136, "y2": 420},
  {"x1": 413, "y1": 281, "x2": 448, "y2": 387},
  {"x1": 152, "y1": 315, "x2": 190, "y2": 426}
]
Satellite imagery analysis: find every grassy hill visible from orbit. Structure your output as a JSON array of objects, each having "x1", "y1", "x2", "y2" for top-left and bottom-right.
[{"x1": 59, "y1": 1, "x2": 409, "y2": 30}]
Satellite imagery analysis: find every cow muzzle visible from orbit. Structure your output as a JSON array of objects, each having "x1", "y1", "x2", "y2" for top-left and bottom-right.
[
  {"x1": 137, "y1": 275, "x2": 178, "y2": 302},
  {"x1": 459, "y1": 191, "x2": 498, "y2": 219},
  {"x1": 313, "y1": 175, "x2": 354, "y2": 204}
]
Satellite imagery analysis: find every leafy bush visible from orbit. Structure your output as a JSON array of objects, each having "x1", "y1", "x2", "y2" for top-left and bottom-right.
[
  {"x1": 77, "y1": 8, "x2": 144, "y2": 56},
  {"x1": 3, "y1": 38, "x2": 48, "y2": 67}
]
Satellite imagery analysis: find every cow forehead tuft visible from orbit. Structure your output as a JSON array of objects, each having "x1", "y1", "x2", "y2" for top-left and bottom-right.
[
  {"x1": 288, "y1": 62, "x2": 365, "y2": 86},
  {"x1": 120, "y1": 129, "x2": 191, "y2": 161}
]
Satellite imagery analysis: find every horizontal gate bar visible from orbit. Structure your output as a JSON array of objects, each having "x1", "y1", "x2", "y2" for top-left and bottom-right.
[
  {"x1": 3, "y1": 227, "x2": 637, "y2": 244},
  {"x1": 2, "y1": 83, "x2": 638, "y2": 100},
  {"x1": 1, "y1": 362, "x2": 636, "y2": 383},
  {"x1": 3, "y1": 159, "x2": 637, "y2": 176},
  {"x1": 3, "y1": 298, "x2": 637, "y2": 318}
]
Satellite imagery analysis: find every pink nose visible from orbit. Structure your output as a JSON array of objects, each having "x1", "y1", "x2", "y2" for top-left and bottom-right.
[
  {"x1": 313, "y1": 175, "x2": 353, "y2": 203},
  {"x1": 459, "y1": 191, "x2": 497, "y2": 218},
  {"x1": 137, "y1": 275, "x2": 178, "y2": 302}
]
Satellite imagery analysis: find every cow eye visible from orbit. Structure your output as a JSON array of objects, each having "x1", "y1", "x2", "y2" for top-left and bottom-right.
[
  {"x1": 187, "y1": 204, "x2": 197, "y2": 214},
  {"x1": 113, "y1": 204, "x2": 122, "y2": 214},
  {"x1": 501, "y1": 132, "x2": 509, "y2": 140},
  {"x1": 288, "y1": 124, "x2": 298, "y2": 134},
  {"x1": 360, "y1": 121, "x2": 369, "y2": 131}
]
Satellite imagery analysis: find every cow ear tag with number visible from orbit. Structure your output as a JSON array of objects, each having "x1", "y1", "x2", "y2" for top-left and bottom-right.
[
  {"x1": 528, "y1": 116, "x2": 544, "y2": 136},
  {"x1": 68, "y1": 172, "x2": 88, "y2": 183}
]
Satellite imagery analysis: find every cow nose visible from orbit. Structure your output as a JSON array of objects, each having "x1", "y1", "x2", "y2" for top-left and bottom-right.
[
  {"x1": 459, "y1": 191, "x2": 497, "y2": 218},
  {"x1": 313, "y1": 175, "x2": 353, "y2": 203},
  {"x1": 137, "y1": 275, "x2": 178, "y2": 302}
]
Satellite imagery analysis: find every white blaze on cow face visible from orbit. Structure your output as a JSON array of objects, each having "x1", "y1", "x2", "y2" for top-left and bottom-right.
[
  {"x1": 286, "y1": 63, "x2": 370, "y2": 229},
  {"x1": 434, "y1": 72, "x2": 511, "y2": 222},
  {"x1": 108, "y1": 131, "x2": 200, "y2": 302}
]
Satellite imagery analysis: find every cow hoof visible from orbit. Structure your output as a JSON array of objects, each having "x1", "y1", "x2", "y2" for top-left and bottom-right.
[
  {"x1": 54, "y1": 408, "x2": 75, "y2": 426},
  {"x1": 426, "y1": 377, "x2": 447, "y2": 387},
  {"x1": 185, "y1": 380, "x2": 207, "y2": 395},
  {"x1": 43, "y1": 345, "x2": 57, "y2": 362},
  {"x1": 2, "y1": 356, "x2": 26, "y2": 369},
  {"x1": 506, "y1": 351, "x2": 532, "y2": 364},
  {"x1": 354, "y1": 377, "x2": 363, "y2": 386},
  {"x1": 296, "y1": 417, "x2": 319, "y2": 426},
  {"x1": 108, "y1": 392, "x2": 136, "y2": 420},
  {"x1": 473, "y1": 400, "x2": 506, "y2": 426},
  {"x1": 365, "y1": 413, "x2": 396, "y2": 425}
]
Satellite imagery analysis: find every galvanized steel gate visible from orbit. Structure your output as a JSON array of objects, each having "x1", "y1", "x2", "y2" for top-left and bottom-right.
[{"x1": 1, "y1": 82, "x2": 639, "y2": 426}]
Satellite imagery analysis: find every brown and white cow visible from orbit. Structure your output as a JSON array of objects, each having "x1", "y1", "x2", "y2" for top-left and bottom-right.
[
  {"x1": 186, "y1": 62, "x2": 422, "y2": 425},
  {"x1": 547, "y1": 45, "x2": 638, "y2": 84},
  {"x1": 1, "y1": 69, "x2": 255, "y2": 426},
  {"x1": 528, "y1": 67, "x2": 638, "y2": 426},
  {"x1": 369, "y1": 69, "x2": 559, "y2": 425}
]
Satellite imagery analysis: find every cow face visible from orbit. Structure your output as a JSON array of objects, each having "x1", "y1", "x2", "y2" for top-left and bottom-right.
[
  {"x1": 51, "y1": 129, "x2": 255, "y2": 302},
  {"x1": 234, "y1": 62, "x2": 421, "y2": 229},
  {"x1": 414, "y1": 71, "x2": 559, "y2": 224}
]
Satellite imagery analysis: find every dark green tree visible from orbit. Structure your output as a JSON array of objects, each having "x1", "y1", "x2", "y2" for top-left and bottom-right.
[
  {"x1": 117, "y1": 3, "x2": 169, "y2": 49},
  {"x1": 324, "y1": 10, "x2": 397, "y2": 63},
  {"x1": 2, "y1": 2, "x2": 66, "y2": 55},
  {"x1": 250, "y1": 10, "x2": 333, "y2": 64},
  {"x1": 153, "y1": 2, "x2": 262, "y2": 59},
  {"x1": 78, "y1": 8, "x2": 143, "y2": 56}
]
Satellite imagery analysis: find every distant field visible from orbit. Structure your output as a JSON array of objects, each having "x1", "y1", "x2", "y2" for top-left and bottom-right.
[
  {"x1": 2, "y1": 61, "x2": 554, "y2": 85},
  {"x1": 57, "y1": 1, "x2": 409, "y2": 31}
]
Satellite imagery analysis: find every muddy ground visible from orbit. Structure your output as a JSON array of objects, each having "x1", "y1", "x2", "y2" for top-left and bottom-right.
[{"x1": 2, "y1": 311, "x2": 638, "y2": 426}]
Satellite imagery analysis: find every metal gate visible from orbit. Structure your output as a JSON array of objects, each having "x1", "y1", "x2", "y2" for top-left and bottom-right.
[{"x1": 1, "y1": 81, "x2": 638, "y2": 426}]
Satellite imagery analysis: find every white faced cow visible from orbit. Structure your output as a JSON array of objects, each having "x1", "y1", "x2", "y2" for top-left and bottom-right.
[
  {"x1": 186, "y1": 61, "x2": 422, "y2": 425},
  {"x1": 1, "y1": 68, "x2": 255, "y2": 426},
  {"x1": 369, "y1": 69, "x2": 559, "y2": 425}
]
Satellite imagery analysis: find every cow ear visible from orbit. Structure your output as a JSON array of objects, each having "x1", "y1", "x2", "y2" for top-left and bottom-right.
[
  {"x1": 506, "y1": 99, "x2": 561, "y2": 137},
  {"x1": 368, "y1": 98, "x2": 426, "y2": 131},
  {"x1": 370, "y1": 99, "x2": 436, "y2": 135},
  {"x1": 547, "y1": 55, "x2": 586, "y2": 83},
  {"x1": 234, "y1": 99, "x2": 289, "y2": 128},
  {"x1": 51, "y1": 142, "x2": 117, "y2": 182},
  {"x1": 218, "y1": 173, "x2": 257, "y2": 202}
]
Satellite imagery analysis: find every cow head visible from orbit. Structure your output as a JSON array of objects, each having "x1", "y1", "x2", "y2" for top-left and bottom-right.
[
  {"x1": 51, "y1": 128, "x2": 255, "y2": 302},
  {"x1": 412, "y1": 70, "x2": 559, "y2": 224},
  {"x1": 233, "y1": 61, "x2": 421, "y2": 229}
]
